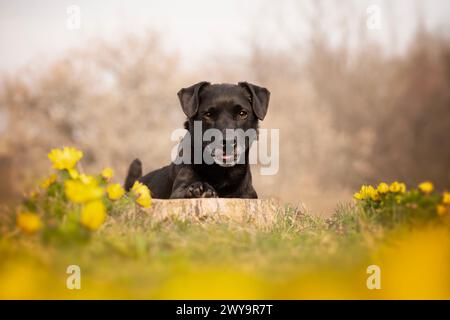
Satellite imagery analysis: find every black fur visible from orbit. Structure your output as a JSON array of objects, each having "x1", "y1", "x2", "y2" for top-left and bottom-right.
[{"x1": 124, "y1": 82, "x2": 270, "y2": 199}]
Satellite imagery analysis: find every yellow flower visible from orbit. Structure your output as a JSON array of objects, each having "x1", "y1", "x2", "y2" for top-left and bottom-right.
[
  {"x1": 101, "y1": 167, "x2": 114, "y2": 181},
  {"x1": 40, "y1": 174, "x2": 57, "y2": 189},
  {"x1": 390, "y1": 181, "x2": 406, "y2": 193},
  {"x1": 68, "y1": 169, "x2": 95, "y2": 185},
  {"x1": 353, "y1": 192, "x2": 363, "y2": 200},
  {"x1": 79, "y1": 174, "x2": 95, "y2": 185},
  {"x1": 107, "y1": 183, "x2": 125, "y2": 201},
  {"x1": 371, "y1": 191, "x2": 380, "y2": 201},
  {"x1": 377, "y1": 182, "x2": 389, "y2": 194},
  {"x1": 436, "y1": 205, "x2": 448, "y2": 217},
  {"x1": 80, "y1": 200, "x2": 106, "y2": 230},
  {"x1": 354, "y1": 185, "x2": 367, "y2": 200},
  {"x1": 354, "y1": 185, "x2": 378, "y2": 201},
  {"x1": 64, "y1": 179, "x2": 104, "y2": 203},
  {"x1": 16, "y1": 212, "x2": 42, "y2": 234},
  {"x1": 418, "y1": 181, "x2": 434, "y2": 194},
  {"x1": 442, "y1": 192, "x2": 450, "y2": 205},
  {"x1": 47, "y1": 147, "x2": 83, "y2": 170},
  {"x1": 374, "y1": 227, "x2": 450, "y2": 299},
  {"x1": 68, "y1": 168, "x2": 79, "y2": 179},
  {"x1": 131, "y1": 181, "x2": 152, "y2": 208}
]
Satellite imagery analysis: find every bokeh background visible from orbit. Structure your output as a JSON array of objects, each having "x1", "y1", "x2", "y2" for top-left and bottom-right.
[{"x1": 0, "y1": 0, "x2": 449, "y2": 214}]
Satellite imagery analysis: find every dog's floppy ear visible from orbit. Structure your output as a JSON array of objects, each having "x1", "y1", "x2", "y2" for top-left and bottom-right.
[
  {"x1": 238, "y1": 82, "x2": 270, "y2": 120},
  {"x1": 177, "y1": 81, "x2": 210, "y2": 118}
]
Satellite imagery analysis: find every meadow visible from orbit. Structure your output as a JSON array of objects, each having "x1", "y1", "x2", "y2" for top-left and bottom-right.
[{"x1": 0, "y1": 147, "x2": 449, "y2": 299}]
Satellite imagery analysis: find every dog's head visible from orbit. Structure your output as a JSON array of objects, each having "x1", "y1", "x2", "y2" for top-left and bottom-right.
[{"x1": 178, "y1": 82, "x2": 270, "y2": 167}]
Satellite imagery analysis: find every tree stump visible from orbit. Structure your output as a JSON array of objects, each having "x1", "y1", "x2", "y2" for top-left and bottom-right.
[{"x1": 140, "y1": 198, "x2": 281, "y2": 227}]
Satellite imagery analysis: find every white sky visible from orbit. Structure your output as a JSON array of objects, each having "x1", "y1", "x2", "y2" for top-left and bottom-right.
[{"x1": 0, "y1": 0, "x2": 449, "y2": 74}]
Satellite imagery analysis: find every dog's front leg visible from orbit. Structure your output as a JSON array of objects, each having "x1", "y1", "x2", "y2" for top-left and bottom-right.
[{"x1": 170, "y1": 166, "x2": 218, "y2": 199}]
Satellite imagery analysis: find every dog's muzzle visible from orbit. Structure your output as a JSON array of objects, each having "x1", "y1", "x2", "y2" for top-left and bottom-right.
[{"x1": 207, "y1": 139, "x2": 244, "y2": 167}]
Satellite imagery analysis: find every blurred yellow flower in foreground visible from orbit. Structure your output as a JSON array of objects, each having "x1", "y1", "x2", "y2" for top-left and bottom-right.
[
  {"x1": 374, "y1": 226, "x2": 450, "y2": 299},
  {"x1": 131, "y1": 181, "x2": 152, "y2": 208},
  {"x1": 390, "y1": 181, "x2": 406, "y2": 193},
  {"x1": 107, "y1": 183, "x2": 125, "y2": 201},
  {"x1": 47, "y1": 147, "x2": 83, "y2": 170},
  {"x1": 65, "y1": 179, "x2": 103, "y2": 203},
  {"x1": 377, "y1": 182, "x2": 390, "y2": 194},
  {"x1": 442, "y1": 192, "x2": 450, "y2": 205},
  {"x1": 418, "y1": 181, "x2": 434, "y2": 194},
  {"x1": 437, "y1": 205, "x2": 448, "y2": 217},
  {"x1": 16, "y1": 212, "x2": 42, "y2": 234},
  {"x1": 40, "y1": 174, "x2": 57, "y2": 189},
  {"x1": 101, "y1": 167, "x2": 114, "y2": 181},
  {"x1": 80, "y1": 200, "x2": 106, "y2": 230},
  {"x1": 156, "y1": 268, "x2": 266, "y2": 299}
]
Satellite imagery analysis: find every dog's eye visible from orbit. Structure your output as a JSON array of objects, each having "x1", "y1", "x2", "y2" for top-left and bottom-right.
[
  {"x1": 238, "y1": 110, "x2": 248, "y2": 119},
  {"x1": 203, "y1": 112, "x2": 212, "y2": 118}
]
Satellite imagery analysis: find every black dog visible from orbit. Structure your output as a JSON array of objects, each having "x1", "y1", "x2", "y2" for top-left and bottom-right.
[{"x1": 124, "y1": 81, "x2": 270, "y2": 199}]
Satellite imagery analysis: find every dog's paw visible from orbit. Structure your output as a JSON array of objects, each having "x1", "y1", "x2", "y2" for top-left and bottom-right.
[{"x1": 186, "y1": 182, "x2": 218, "y2": 198}]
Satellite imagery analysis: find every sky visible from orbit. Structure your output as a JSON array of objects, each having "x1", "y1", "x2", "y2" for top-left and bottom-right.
[{"x1": 0, "y1": 0, "x2": 449, "y2": 74}]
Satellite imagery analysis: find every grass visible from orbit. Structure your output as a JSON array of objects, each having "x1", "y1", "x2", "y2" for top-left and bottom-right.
[{"x1": 1, "y1": 202, "x2": 449, "y2": 299}]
